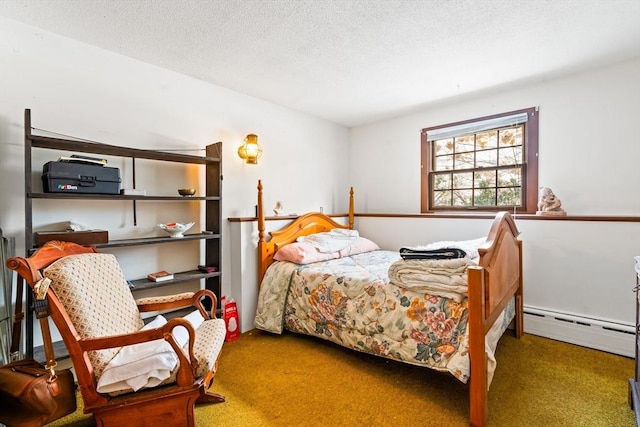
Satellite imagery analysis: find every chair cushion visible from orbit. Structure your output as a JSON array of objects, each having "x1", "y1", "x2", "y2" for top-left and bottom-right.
[
  {"x1": 193, "y1": 318, "x2": 226, "y2": 378},
  {"x1": 44, "y1": 253, "x2": 143, "y2": 378}
]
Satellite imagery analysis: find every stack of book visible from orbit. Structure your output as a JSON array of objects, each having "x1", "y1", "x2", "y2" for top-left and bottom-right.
[{"x1": 147, "y1": 270, "x2": 174, "y2": 282}]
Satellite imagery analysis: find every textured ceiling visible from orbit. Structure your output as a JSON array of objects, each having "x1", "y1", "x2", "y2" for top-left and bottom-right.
[{"x1": 1, "y1": 0, "x2": 639, "y2": 127}]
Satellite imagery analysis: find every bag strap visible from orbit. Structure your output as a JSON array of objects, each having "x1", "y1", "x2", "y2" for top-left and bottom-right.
[
  {"x1": 11, "y1": 274, "x2": 58, "y2": 374},
  {"x1": 33, "y1": 277, "x2": 58, "y2": 374},
  {"x1": 9, "y1": 275, "x2": 24, "y2": 361}
]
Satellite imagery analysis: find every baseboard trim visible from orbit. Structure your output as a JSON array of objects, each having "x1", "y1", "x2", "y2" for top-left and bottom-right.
[{"x1": 523, "y1": 305, "x2": 634, "y2": 357}]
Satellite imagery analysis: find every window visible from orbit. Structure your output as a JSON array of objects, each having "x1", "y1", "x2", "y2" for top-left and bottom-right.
[{"x1": 421, "y1": 107, "x2": 538, "y2": 213}]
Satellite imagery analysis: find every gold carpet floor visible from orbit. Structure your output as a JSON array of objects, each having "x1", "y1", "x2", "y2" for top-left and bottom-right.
[{"x1": 50, "y1": 329, "x2": 635, "y2": 427}]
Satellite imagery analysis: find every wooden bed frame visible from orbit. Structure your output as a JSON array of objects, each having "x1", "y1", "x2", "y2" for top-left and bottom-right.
[{"x1": 256, "y1": 180, "x2": 523, "y2": 427}]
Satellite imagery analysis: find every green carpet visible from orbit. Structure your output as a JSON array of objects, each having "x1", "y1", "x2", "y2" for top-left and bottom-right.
[{"x1": 49, "y1": 330, "x2": 635, "y2": 426}]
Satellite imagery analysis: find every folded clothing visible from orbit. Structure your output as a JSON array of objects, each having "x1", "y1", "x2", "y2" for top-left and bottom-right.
[
  {"x1": 96, "y1": 310, "x2": 205, "y2": 394},
  {"x1": 399, "y1": 247, "x2": 467, "y2": 260},
  {"x1": 388, "y1": 257, "x2": 474, "y2": 302},
  {"x1": 401, "y1": 237, "x2": 486, "y2": 261}
]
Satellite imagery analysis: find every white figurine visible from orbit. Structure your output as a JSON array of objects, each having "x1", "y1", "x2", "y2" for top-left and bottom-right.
[
  {"x1": 274, "y1": 201, "x2": 285, "y2": 216},
  {"x1": 536, "y1": 187, "x2": 566, "y2": 216}
]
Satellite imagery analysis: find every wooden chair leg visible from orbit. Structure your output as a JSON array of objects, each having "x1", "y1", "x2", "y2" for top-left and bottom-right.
[{"x1": 197, "y1": 390, "x2": 226, "y2": 404}]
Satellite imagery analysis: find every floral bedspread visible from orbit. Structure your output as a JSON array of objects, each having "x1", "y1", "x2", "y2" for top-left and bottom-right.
[{"x1": 255, "y1": 250, "x2": 514, "y2": 384}]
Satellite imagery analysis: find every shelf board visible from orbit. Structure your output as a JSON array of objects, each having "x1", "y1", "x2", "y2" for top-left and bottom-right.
[
  {"x1": 92, "y1": 233, "x2": 221, "y2": 248},
  {"x1": 29, "y1": 192, "x2": 221, "y2": 201},
  {"x1": 130, "y1": 269, "x2": 220, "y2": 292},
  {"x1": 30, "y1": 134, "x2": 221, "y2": 164}
]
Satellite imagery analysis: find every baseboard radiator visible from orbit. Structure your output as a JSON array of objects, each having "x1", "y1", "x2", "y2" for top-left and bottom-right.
[{"x1": 523, "y1": 305, "x2": 635, "y2": 358}]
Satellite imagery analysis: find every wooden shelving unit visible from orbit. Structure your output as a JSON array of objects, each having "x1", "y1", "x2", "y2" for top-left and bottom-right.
[{"x1": 23, "y1": 109, "x2": 222, "y2": 359}]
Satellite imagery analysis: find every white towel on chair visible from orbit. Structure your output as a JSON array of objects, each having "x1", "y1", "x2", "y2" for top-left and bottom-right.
[{"x1": 96, "y1": 310, "x2": 205, "y2": 393}]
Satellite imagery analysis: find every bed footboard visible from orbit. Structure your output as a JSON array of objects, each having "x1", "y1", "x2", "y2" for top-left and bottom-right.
[{"x1": 468, "y1": 212, "x2": 523, "y2": 427}]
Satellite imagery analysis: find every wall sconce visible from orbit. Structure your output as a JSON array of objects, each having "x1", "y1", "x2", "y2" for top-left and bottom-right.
[{"x1": 237, "y1": 134, "x2": 262, "y2": 164}]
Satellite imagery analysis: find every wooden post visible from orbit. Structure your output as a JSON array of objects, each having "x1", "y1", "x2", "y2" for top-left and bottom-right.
[
  {"x1": 467, "y1": 265, "x2": 488, "y2": 427},
  {"x1": 348, "y1": 187, "x2": 354, "y2": 229},
  {"x1": 257, "y1": 180, "x2": 265, "y2": 285}
]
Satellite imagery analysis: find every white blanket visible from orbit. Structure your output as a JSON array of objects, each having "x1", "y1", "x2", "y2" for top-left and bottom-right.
[
  {"x1": 388, "y1": 257, "x2": 474, "y2": 302},
  {"x1": 297, "y1": 229, "x2": 359, "y2": 253},
  {"x1": 97, "y1": 310, "x2": 205, "y2": 393}
]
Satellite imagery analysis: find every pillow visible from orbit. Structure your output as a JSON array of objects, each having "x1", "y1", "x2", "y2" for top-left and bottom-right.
[
  {"x1": 274, "y1": 241, "x2": 339, "y2": 264},
  {"x1": 274, "y1": 236, "x2": 380, "y2": 265},
  {"x1": 338, "y1": 237, "x2": 380, "y2": 257},
  {"x1": 296, "y1": 228, "x2": 359, "y2": 253}
]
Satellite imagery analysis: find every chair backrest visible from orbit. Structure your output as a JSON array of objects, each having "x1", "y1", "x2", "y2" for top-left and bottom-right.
[{"x1": 43, "y1": 253, "x2": 143, "y2": 378}]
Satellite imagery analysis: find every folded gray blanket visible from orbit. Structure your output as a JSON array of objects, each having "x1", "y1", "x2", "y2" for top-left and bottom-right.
[{"x1": 399, "y1": 247, "x2": 467, "y2": 260}]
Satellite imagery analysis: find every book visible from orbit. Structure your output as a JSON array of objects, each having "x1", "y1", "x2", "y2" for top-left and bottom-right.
[
  {"x1": 198, "y1": 265, "x2": 217, "y2": 273},
  {"x1": 147, "y1": 270, "x2": 174, "y2": 282}
]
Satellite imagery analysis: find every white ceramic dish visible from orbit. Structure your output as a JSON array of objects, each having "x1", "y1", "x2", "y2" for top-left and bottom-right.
[{"x1": 157, "y1": 222, "x2": 195, "y2": 238}]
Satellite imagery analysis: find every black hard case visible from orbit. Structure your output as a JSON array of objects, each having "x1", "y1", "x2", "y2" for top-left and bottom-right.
[{"x1": 42, "y1": 161, "x2": 121, "y2": 194}]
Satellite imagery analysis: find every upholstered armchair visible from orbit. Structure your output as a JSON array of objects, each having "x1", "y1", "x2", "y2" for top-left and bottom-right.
[{"x1": 6, "y1": 241, "x2": 226, "y2": 426}]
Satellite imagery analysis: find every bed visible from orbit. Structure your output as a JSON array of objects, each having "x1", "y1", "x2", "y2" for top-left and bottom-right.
[{"x1": 253, "y1": 180, "x2": 523, "y2": 427}]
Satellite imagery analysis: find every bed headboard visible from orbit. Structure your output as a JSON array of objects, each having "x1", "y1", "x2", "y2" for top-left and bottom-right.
[{"x1": 256, "y1": 180, "x2": 355, "y2": 284}]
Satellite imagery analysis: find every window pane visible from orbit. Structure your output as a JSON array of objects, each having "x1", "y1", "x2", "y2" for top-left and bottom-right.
[
  {"x1": 497, "y1": 187, "x2": 521, "y2": 206},
  {"x1": 452, "y1": 189, "x2": 472, "y2": 206},
  {"x1": 455, "y1": 135, "x2": 474, "y2": 153},
  {"x1": 498, "y1": 146, "x2": 522, "y2": 166},
  {"x1": 435, "y1": 154, "x2": 453, "y2": 171},
  {"x1": 474, "y1": 188, "x2": 496, "y2": 206},
  {"x1": 433, "y1": 190, "x2": 452, "y2": 206},
  {"x1": 435, "y1": 138, "x2": 454, "y2": 155},
  {"x1": 474, "y1": 170, "x2": 496, "y2": 188},
  {"x1": 499, "y1": 127, "x2": 523, "y2": 147},
  {"x1": 433, "y1": 173, "x2": 452, "y2": 190},
  {"x1": 476, "y1": 130, "x2": 497, "y2": 150},
  {"x1": 454, "y1": 152, "x2": 474, "y2": 169},
  {"x1": 476, "y1": 149, "x2": 497, "y2": 168},
  {"x1": 452, "y1": 172, "x2": 473, "y2": 189},
  {"x1": 497, "y1": 168, "x2": 521, "y2": 187}
]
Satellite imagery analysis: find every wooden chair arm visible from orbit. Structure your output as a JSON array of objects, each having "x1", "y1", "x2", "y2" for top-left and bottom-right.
[
  {"x1": 136, "y1": 290, "x2": 219, "y2": 320},
  {"x1": 192, "y1": 289, "x2": 219, "y2": 320},
  {"x1": 136, "y1": 292, "x2": 195, "y2": 313}
]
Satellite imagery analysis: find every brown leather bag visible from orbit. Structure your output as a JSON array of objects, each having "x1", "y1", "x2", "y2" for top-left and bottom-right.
[
  {"x1": 0, "y1": 359, "x2": 76, "y2": 427},
  {"x1": 0, "y1": 276, "x2": 77, "y2": 427}
]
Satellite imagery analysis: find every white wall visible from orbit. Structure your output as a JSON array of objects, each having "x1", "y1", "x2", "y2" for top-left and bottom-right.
[
  {"x1": 348, "y1": 59, "x2": 640, "y2": 215},
  {"x1": 0, "y1": 18, "x2": 350, "y2": 343},
  {"x1": 348, "y1": 59, "x2": 640, "y2": 335}
]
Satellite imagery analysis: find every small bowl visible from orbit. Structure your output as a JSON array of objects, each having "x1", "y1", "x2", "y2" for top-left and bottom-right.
[
  {"x1": 178, "y1": 188, "x2": 196, "y2": 197},
  {"x1": 158, "y1": 222, "x2": 195, "y2": 238}
]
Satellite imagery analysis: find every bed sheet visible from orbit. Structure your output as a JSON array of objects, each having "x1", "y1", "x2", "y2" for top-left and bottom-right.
[{"x1": 255, "y1": 250, "x2": 514, "y2": 384}]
